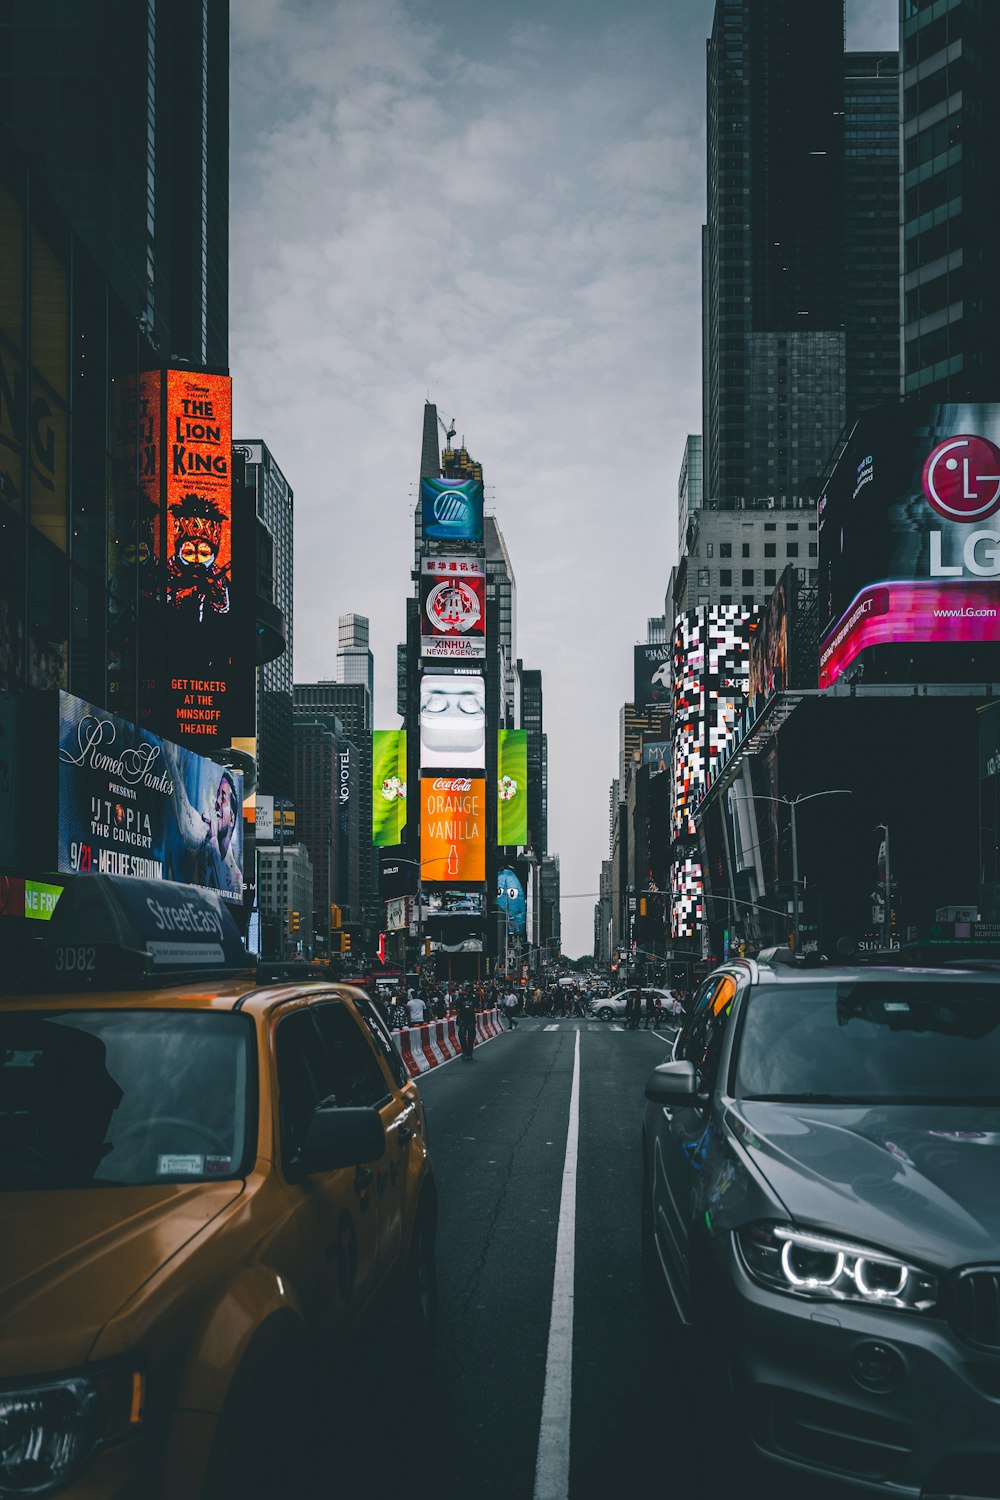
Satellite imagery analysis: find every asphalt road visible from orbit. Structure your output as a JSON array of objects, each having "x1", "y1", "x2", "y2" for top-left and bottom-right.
[{"x1": 404, "y1": 1016, "x2": 691, "y2": 1500}]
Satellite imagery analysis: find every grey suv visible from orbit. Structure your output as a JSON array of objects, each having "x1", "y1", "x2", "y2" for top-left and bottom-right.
[{"x1": 641, "y1": 956, "x2": 1000, "y2": 1496}]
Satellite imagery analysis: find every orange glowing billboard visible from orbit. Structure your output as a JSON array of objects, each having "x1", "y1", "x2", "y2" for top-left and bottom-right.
[
  {"x1": 420, "y1": 776, "x2": 486, "y2": 883},
  {"x1": 162, "y1": 370, "x2": 233, "y2": 743}
]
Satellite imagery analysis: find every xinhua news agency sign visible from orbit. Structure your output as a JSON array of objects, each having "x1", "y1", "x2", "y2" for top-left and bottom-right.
[{"x1": 819, "y1": 405, "x2": 1000, "y2": 688}]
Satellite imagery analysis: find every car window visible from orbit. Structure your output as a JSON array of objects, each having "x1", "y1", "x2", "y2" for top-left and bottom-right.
[
  {"x1": 353, "y1": 995, "x2": 409, "y2": 1090},
  {"x1": 0, "y1": 1009, "x2": 254, "y2": 1189},
  {"x1": 734, "y1": 981, "x2": 1000, "y2": 1102},
  {"x1": 276, "y1": 1011, "x2": 336, "y2": 1172},
  {"x1": 311, "y1": 1002, "x2": 392, "y2": 1108},
  {"x1": 676, "y1": 974, "x2": 739, "y2": 1089}
]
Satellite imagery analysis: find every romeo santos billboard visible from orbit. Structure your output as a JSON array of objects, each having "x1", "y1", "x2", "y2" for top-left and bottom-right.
[{"x1": 819, "y1": 403, "x2": 1000, "y2": 688}]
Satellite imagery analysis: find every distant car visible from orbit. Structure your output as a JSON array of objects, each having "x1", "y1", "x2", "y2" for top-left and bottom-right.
[
  {"x1": 642, "y1": 954, "x2": 1000, "y2": 1495},
  {"x1": 589, "y1": 987, "x2": 681, "y2": 1022}
]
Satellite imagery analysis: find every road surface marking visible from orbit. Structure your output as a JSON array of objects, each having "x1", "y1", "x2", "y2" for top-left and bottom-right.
[
  {"x1": 544, "y1": 1023, "x2": 559, "y2": 1031},
  {"x1": 610, "y1": 1024, "x2": 624, "y2": 1032},
  {"x1": 533, "y1": 1027, "x2": 580, "y2": 1500}
]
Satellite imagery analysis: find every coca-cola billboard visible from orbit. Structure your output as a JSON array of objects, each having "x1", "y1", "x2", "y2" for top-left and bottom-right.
[{"x1": 419, "y1": 775, "x2": 485, "y2": 883}]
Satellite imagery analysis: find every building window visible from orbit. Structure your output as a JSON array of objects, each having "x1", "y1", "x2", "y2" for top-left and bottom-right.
[
  {"x1": 764, "y1": 569, "x2": 776, "y2": 587},
  {"x1": 742, "y1": 596, "x2": 754, "y2": 609},
  {"x1": 720, "y1": 542, "x2": 732, "y2": 558},
  {"x1": 786, "y1": 522, "x2": 799, "y2": 531},
  {"x1": 808, "y1": 542, "x2": 817, "y2": 558},
  {"x1": 742, "y1": 569, "x2": 754, "y2": 586},
  {"x1": 764, "y1": 523, "x2": 777, "y2": 531},
  {"x1": 706, "y1": 542, "x2": 715, "y2": 557},
  {"x1": 787, "y1": 543, "x2": 799, "y2": 558},
  {"x1": 698, "y1": 568, "x2": 710, "y2": 587},
  {"x1": 719, "y1": 568, "x2": 732, "y2": 586},
  {"x1": 742, "y1": 543, "x2": 751, "y2": 558},
  {"x1": 764, "y1": 543, "x2": 776, "y2": 558},
  {"x1": 720, "y1": 595, "x2": 733, "y2": 606}
]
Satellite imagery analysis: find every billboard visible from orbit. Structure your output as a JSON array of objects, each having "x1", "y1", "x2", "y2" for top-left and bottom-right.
[
  {"x1": 819, "y1": 404, "x2": 1000, "y2": 688},
  {"x1": 57, "y1": 691, "x2": 243, "y2": 902},
  {"x1": 161, "y1": 369, "x2": 235, "y2": 743},
  {"x1": 643, "y1": 740, "x2": 670, "y2": 776},
  {"x1": 420, "y1": 557, "x2": 486, "y2": 659},
  {"x1": 496, "y1": 865, "x2": 527, "y2": 936},
  {"x1": 634, "y1": 643, "x2": 672, "y2": 712},
  {"x1": 420, "y1": 775, "x2": 486, "y2": 883},
  {"x1": 421, "y1": 889, "x2": 486, "y2": 919},
  {"x1": 420, "y1": 477, "x2": 484, "y2": 544},
  {"x1": 497, "y1": 728, "x2": 528, "y2": 845},
  {"x1": 372, "y1": 730, "x2": 407, "y2": 845},
  {"x1": 671, "y1": 607, "x2": 756, "y2": 836},
  {"x1": 420, "y1": 673, "x2": 486, "y2": 769}
]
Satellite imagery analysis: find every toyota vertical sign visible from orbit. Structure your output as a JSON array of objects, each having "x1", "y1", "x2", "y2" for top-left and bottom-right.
[{"x1": 819, "y1": 404, "x2": 1000, "y2": 688}]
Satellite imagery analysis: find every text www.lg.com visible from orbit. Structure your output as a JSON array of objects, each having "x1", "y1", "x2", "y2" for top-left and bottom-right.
[{"x1": 933, "y1": 606, "x2": 999, "y2": 618}]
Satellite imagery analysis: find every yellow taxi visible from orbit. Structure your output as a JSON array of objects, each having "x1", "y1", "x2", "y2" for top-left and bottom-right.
[{"x1": 0, "y1": 875, "x2": 437, "y2": 1499}]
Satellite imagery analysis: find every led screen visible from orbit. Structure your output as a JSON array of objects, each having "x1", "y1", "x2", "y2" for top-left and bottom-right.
[
  {"x1": 372, "y1": 730, "x2": 408, "y2": 846},
  {"x1": 420, "y1": 477, "x2": 484, "y2": 544},
  {"x1": 420, "y1": 775, "x2": 486, "y2": 883},
  {"x1": 819, "y1": 403, "x2": 1000, "y2": 688},
  {"x1": 420, "y1": 557, "x2": 486, "y2": 659},
  {"x1": 57, "y1": 690, "x2": 243, "y2": 902},
  {"x1": 160, "y1": 369, "x2": 235, "y2": 744},
  {"x1": 634, "y1": 643, "x2": 671, "y2": 712},
  {"x1": 420, "y1": 673, "x2": 485, "y2": 769},
  {"x1": 498, "y1": 728, "x2": 528, "y2": 845}
]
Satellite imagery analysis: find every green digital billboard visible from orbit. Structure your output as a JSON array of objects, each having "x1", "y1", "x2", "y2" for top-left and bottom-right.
[
  {"x1": 498, "y1": 729, "x2": 528, "y2": 847},
  {"x1": 372, "y1": 730, "x2": 407, "y2": 846}
]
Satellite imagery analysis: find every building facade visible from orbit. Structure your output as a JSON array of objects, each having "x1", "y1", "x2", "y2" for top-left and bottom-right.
[{"x1": 901, "y1": 0, "x2": 1000, "y2": 399}]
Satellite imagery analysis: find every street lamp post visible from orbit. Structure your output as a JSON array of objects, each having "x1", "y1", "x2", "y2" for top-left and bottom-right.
[
  {"x1": 733, "y1": 790, "x2": 852, "y2": 953},
  {"x1": 390, "y1": 856, "x2": 451, "y2": 993},
  {"x1": 876, "y1": 822, "x2": 892, "y2": 950}
]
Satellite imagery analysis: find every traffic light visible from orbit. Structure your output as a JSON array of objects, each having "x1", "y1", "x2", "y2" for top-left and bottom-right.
[
  {"x1": 639, "y1": 898, "x2": 647, "y2": 917},
  {"x1": 342, "y1": 933, "x2": 351, "y2": 954},
  {"x1": 424, "y1": 937, "x2": 431, "y2": 957},
  {"x1": 289, "y1": 911, "x2": 300, "y2": 933},
  {"x1": 329, "y1": 904, "x2": 342, "y2": 929}
]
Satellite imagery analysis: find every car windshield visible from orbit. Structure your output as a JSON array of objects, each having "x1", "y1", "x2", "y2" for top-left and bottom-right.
[
  {"x1": 0, "y1": 1009, "x2": 254, "y2": 1189},
  {"x1": 735, "y1": 981, "x2": 1000, "y2": 1104}
]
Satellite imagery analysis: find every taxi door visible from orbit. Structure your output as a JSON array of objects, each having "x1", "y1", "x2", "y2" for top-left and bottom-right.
[
  {"x1": 310, "y1": 998, "x2": 409, "y2": 1288},
  {"x1": 274, "y1": 1006, "x2": 381, "y2": 1337}
]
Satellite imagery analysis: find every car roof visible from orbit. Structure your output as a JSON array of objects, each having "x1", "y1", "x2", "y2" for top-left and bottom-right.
[
  {"x1": 0, "y1": 979, "x2": 371, "y2": 1019},
  {"x1": 714, "y1": 957, "x2": 1000, "y2": 989}
]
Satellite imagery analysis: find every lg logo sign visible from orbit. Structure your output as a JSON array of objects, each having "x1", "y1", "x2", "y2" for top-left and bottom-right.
[{"x1": 925, "y1": 434, "x2": 1000, "y2": 577}]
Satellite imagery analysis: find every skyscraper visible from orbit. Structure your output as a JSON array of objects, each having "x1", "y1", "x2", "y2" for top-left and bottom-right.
[
  {"x1": 336, "y1": 614, "x2": 374, "y2": 699},
  {"x1": 1, "y1": 0, "x2": 229, "y2": 369},
  {"x1": 901, "y1": 1, "x2": 1000, "y2": 399},
  {"x1": 293, "y1": 681, "x2": 376, "y2": 941},
  {"x1": 844, "y1": 51, "x2": 901, "y2": 420},
  {"x1": 704, "y1": 0, "x2": 845, "y2": 506},
  {"x1": 235, "y1": 441, "x2": 294, "y2": 799}
]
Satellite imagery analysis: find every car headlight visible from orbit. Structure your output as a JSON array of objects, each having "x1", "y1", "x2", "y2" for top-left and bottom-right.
[
  {"x1": 736, "y1": 1222, "x2": 938, "y2": 1313},
  {"x1": 0, "y1": 1365, "x2": 145, "y2": 1496}
]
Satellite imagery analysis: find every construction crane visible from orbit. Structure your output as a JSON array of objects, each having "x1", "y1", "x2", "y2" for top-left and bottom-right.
[{"x1": 437, "y1": 412, "x2": 457, "y2": 447}]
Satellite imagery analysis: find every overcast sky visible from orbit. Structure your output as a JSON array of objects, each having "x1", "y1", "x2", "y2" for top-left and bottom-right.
[{"x1": 230, "y1": 0, "x2": 897, "y2": 959}]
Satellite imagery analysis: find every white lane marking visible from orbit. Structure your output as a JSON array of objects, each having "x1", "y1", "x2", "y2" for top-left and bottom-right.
[
  {"x1": 533, "y1": 1027, "x2": 580, "y2": 1500},
  {"x1": 544, "y1": 1024, "x2": 559, "y2": 1032},
  {"x1": 610, "y1": 1024, "x2": 624, "y2": 1032}
]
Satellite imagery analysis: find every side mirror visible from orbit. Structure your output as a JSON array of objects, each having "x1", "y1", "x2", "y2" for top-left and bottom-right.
[
  {"x1": 297, "y1": 1106, "x2": 386, "y2": 1174},
  {"x1": 645, "y1": 1060, "x2": 701, "y2": 1106}
]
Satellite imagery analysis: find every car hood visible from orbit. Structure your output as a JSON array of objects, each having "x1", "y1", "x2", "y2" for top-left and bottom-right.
[
  {"x1": 735, "y1": 1102, "x2": 1000, "y2": 1268},
  {"x1": 0, "y1": 1182, "x2": 244, "y2": 1375}
]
